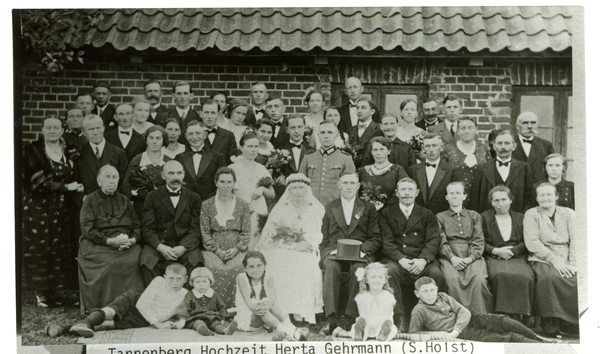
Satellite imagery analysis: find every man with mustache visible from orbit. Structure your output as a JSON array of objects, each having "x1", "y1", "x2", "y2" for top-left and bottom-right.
[
  {"x1": 416, "y1": 98, "x2": 443, "y2": 130},
  {"x1": 469, "y1": 131, "x2": 534, "y2": 213},
  {"x1": 362, "y1": 113, "x2": 417, "y2": 173},
  {"x1": 144, "y1": 79, "x2": 169, "y2": 127},
  {"x1": 140, "y1": 160, "x2": 204, "y2": 286},
  {"x1": 512, "y1": 112, "x2": 555, "y2": 184}
]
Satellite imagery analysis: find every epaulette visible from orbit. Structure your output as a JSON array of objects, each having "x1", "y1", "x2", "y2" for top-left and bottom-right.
[{"x1": 339, "y1": 149, "x2": 352, "y2": 156}]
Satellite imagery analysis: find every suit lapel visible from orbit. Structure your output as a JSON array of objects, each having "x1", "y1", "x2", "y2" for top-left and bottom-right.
[
  {"x1": 158, "y1": 187, "x2": 176, "y2": 216},
  {"x1": 196, "y1": 150, "x2": 213, "y2": 180},
  {"x1": 82, "y1": 145, "x2": 98, "y2": 174},
  {"x1": 332, "y1": 201, "x2": 349, "y2": 233},
  {"x1": 505, "y1": 161, "x2": 521, "y2": 187},
  {"x1": 360, "y1": 122, "x2": 378, "y2": 145},
  {"x1": 101, "y1": 143, "x2": 115, "y2": 165},
  {"x1": 405, "y1": 205, "x2": 421, "y2": 231},
  {"x1": 211, "y1": 129, "x2": 224, "y2": 152},
  {"x1": 482, "y1": 162, "x2": 496, "y2": 186},
  {"x1": 347, "y1": 199, "x2": 365, "y2": 235},
  {"x1": 428, "y1": 162, "x2": 448, "y2": 202},
  {"x1": 174, "y1": 189, "x2": 189, "y2": 221},
  {"x1": 415, "y1": 164, "x2": 428, "y2": 202},
  {"x1": 181, "y1": 152, "x2": 197, "y2": 180},
  {"x1": 391, "y1": 204, "x2": 408, "y2": 228},
  {"x1": 528, "y1": 138, "x2": 544, "y2": 164}
]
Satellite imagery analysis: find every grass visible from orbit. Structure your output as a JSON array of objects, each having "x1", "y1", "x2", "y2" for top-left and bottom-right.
[{"x1": 20, "y1": 290, "x2": 83, "y2": 346}]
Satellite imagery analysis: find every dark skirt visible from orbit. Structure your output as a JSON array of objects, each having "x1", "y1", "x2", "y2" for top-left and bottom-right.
[
  {"x1": 531, "y1": 262, "x2": 579, "y2": 324},
  {"x1": 486, "y1": 257, "x2": 534, "y2": 315},
  {"x1": 78, "y1": 239, "x2": 145, "y2": 310}
]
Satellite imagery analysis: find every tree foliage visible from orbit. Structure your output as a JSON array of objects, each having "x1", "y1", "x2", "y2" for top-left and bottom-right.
[{"x1": 20, "y1": 9, "x2": 101, "y2": 75}]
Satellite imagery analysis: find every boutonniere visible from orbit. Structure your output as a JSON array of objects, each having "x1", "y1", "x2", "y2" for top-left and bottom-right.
[{"x1": 354, "y1": 213, "x2": 362, "y2": 220}]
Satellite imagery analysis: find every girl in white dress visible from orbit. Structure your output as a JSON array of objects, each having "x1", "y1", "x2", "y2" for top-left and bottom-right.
[
  {"x1": 234, "y1": 251, "x2": 308, "y2": 341},
  {"x1": 255, "y1": 173, "x2": 325, "y2": 325},
  {"x1": 349, "y1": 263, "x2": 397, "y2": 341}
]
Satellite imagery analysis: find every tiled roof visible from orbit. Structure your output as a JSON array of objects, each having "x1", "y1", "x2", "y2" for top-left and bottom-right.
[{"x1": 69, "y1": 7, "x2": 573, "y2": 53}]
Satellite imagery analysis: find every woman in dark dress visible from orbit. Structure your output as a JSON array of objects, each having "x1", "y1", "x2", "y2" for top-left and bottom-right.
[
  {"x1": 255, "y1": 118, "x2": 274, "y2": 166},
  {"x1": 78, "y1": 165, "x2": 144, "y2": 310},
  {"x1": 22, "y1": 117, "x2": 84, "y2": 307},
  {"x1": 542, "y1": 153, "x2": 574, "y2": 210},
  {"x1": 122, "y1": 125, "x2": 171, "y2": 219},
  {"x1": 481, "y1": 185, "x2": 535, "y2": 320},
  {"x1": 357, "y1": 137, "x2": 408, "y2": 210}
]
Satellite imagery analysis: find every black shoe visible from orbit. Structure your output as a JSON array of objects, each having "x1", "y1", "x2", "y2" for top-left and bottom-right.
[
  {"x1": 319, "y1": 321, "x2": 336, "y2": 336},
  {"x1": 541, "y1": 317, "x2": 559, "y2": 336}
]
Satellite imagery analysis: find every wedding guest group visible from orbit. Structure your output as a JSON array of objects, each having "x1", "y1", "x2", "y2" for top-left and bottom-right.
[{"x1": 27, "y1": 78, "x2": 577, "y2": 342}]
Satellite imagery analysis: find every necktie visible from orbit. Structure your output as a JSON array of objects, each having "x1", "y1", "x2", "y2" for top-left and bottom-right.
[
  {"x1": 425, "y1": 162, "x2": 437, "y2": 168},
  {"x1": 450, "y1": 124, "x2": 455, "y2": 137},
  {"x1": 120, "y1": 130, "x2": 130, "y2": 135},
  {"x1": 497, "y1": 160, "x2": 510, "y2": 167},
  {"x1": 522, "y1": 138, "x2": 533, "y2": 144},
  {"x1": 168, "y1": 191, "x2": 180, "y2": 197},
  {"x1": 95, "y1": 146, "x2": 101, "y2": 161}
]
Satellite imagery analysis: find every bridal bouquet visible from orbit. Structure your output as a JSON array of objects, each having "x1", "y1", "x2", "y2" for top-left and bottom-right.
[
  {"x1": 360, "y1": 181, "x2": 388, "y2": 210},
  {"x1": 409, "y1": 132, "x2": 425, "y2": 152},
  {"x1": 252, "y1": 176, "x2": 274, "y2": 215},
  {"x1": 266, "y1": 149, "x2": 292, "y2": 181},
  {"x1": 270, "y1": 223, "x2": 306, "y2": 246},
  {"x1": 304, "y1": 126, "x2": 314, "y2": 144}
]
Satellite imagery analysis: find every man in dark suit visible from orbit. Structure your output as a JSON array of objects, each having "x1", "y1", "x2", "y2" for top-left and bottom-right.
[
  {"x1": 175, "y1": 120, "x2": 226, "y2": 201},
  {"x1": 63, "y1": 106, "x2": 88, "y2": 150},
  {"x1": 469, "y1": 131, "x2": 534, "y2": 213},
  {"x1": 265, "y1": 95, "x2": 289, "y2": 149},
  {"x1": 200, "y1": 99, "x2": 239, "y2": 164},
  {"x1": 105, "y1": 103, "x2": 146, "y2": 162},
  {"x1": 163, "y1": 81, "x2": 202, "y2": 143},
  {"x1": 279, "y1": 114, "x2": 314, "y2": 177},
  {"x1": 428, "y1": 95, "x2": 461, "y2": 145},
  {"x1": 144, "y1": 79, "x2": 170, "y2": 127},
  {"x1": 91, "y1": 81, "x2": 117, "y2": 131},
  {"x1": 362, "y1": 113, "x2": 417, "y2": 172},
  {"x1": 415, "y1": 98, "x2": 443, "y2": 130},
  {"x1": 244, "y1": 81, "x2": 269, "y2": 127},
  {"x1": 379, "y1": 177, "x2": 444, "y2": 331},
  {"x1": 409, "y1": 133, "x2": 457, "y2": 215},
  {"x1": 347, "y1": 97, "x2": 384, "y2": 166},
  {"x1": 319, "y1": 172, "x2": 382, "y2": 335},
  {"x1": 76, "y1": 92, "x2": 94, "y2": 116},
  {"x1": 512, "y1": 112, "x2": 555, "y2": 184},
  {"x1": 74, "y1": 115, "x2": 128, "y2": 206},
  {"x1": 339, "y1": 77, "x2": 380, "y2": 133},
  {"x1": 140, "y1": 160, "x2": 203, "y2": 286}
]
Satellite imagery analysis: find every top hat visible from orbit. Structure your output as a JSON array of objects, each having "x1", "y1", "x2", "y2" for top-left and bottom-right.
[{"x1": 331, "y1": 239, "x2": 367, "y2": 262}]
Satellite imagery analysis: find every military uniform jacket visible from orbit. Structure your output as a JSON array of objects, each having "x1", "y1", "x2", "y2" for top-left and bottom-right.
[{"x1": 298, "y1": 148, "x2": 356, "y2": 206}]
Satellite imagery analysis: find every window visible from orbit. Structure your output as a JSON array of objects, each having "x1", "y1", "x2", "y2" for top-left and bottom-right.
[
  {"x1": 331, "y1": 84, "x2": 428, "y2": 119},
  {"x1": 512, "y1": 86, "x2": 573, "y2": 180}
]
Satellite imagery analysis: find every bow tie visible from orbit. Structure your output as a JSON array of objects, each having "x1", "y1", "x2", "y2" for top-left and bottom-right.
[
  {"x1": 497, "y1": 160, "x2": 510, "y2": 167},
  {"x1": 168, "y1": 190, "x2": 181, "y2": 197},
  {"x1": 192, "y1": 149, "x2": 203, "y2": 155},
  {"x1": 522, "y1": 138, "x2": 533, "y2": 144},
  {"x1": 273, "y1": 121, "x2": 283, "y2": 127},
  {"x1": 119, "y1": 130, "x2": 130, "y2": 135},
  {"x1": 255, "y1": 109, "x2": 266, "y2": 115},
  {"x1": 425, "y1": 162, "x2": 437, "y2": 168},
  {"x1": 358, "y1": 123, "x2": 368, "y2": 129},
  {"x1": 291, "y1": 143, "x2": 302, "y2": 149},
  {"x1": 206, "y1": 129, "x2": 216, "y2": 134},
  {"x1": 349, "y1": 102, "x2": 358, "y2": 108}
]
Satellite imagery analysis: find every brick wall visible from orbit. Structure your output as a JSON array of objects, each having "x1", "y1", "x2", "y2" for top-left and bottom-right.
[{"x1": 18, "y1": 55, "x2": 570, "y2": 144}]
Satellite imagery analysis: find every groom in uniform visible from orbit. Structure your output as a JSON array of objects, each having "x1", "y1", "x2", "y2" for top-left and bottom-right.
[{"x1": 319, "y1": 172, "x2": 382, "y2": 335}]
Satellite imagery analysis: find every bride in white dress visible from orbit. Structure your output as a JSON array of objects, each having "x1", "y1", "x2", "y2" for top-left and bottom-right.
[{"x1": 254, "y1": 173, "x2": 325, "y2": 324}]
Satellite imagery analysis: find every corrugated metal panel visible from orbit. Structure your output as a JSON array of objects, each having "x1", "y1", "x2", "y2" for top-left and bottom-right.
[{"x1": 71, "y1": 7, "x2": 573, "y2": 53}]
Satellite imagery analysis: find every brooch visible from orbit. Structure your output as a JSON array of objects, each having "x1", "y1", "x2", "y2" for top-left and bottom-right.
[{"x1": 355, "y1": 213, "x2": 362, "y2": 220}]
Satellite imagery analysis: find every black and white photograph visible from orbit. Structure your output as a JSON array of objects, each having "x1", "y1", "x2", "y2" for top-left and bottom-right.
[{"x1": 11, "y1": 3, "x2": 593, "y2": 354}]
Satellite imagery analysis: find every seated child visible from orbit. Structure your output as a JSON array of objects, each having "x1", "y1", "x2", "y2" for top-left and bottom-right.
[
  {"x1": 408, "y1": 277, "x2": 554, "y2": 343},
  {"x1": 234, "y1": 251, "x2": 309, "y2": 341},
  {"x1": 47, "y1": 263, "x2": 189, "y2": 338},
  {"x1": 177, "y1": 267, "x2": 237, "y2": 336},
  {"x1": 334, "y1": 263, "x2": 396, "y2": 341}
]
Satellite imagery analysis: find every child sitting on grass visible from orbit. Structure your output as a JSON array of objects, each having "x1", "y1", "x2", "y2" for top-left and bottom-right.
[
  {"x1": 407, "y1": 276, "x2": 555, "y2": 343},
  {"x1": 176, "y1": 267, "x2": 237, "y2": 336},
  {"x1": 234, "y1": 251, "x2": 308, "y2": 341},
  {"x1": 47, "y1": 263, "x2": 189, "y2": 338}
]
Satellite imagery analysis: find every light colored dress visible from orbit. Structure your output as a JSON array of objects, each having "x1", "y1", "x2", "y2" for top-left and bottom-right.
[
  {"x1": 229, "y1": 160, "x2": 271, "y2": 215},
  {"x1": 200, "y1": 196, "x2": 251, "y2": 308},
  {"x1": 219, "y1": 118, "x2": 252, "y2": 148},
  {"x1": 255, "y1": 193, "x2": 325, "y2": 323},
  {"x1": 350, "y1": 291, "x2": 397, "y2": 340},
  {"x1": 234, "y1": 272, "x2": 271, "y2": 331}
]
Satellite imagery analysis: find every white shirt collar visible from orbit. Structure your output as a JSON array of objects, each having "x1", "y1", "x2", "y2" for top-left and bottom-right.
[
  {"x1": 519, "y1": 134, "x2": 534, "y2": 142},
  {"x1": 176, "y1": 106, "x2": 190, "y2": 116},
  {"x1": 167, "y1": 185, "x2": 181, "y2": 194},
  {"x1": 358, "y1": 118, "x2": 372, "y2": 127},
  {"x1": 192, "y1": 288, "x2": 214, "y2": 298},
  {"x1": 90, "y1": 139, "x2": 106, "y2": 151},
  {"x1": 97, "y1": 103, "x2": 109, "y2": 111},
  {"x1": 119, "y1": 126, "x2": 133, "y2": 133},
  {"x1": 426, "y1": 158, "x2": 440, "y2": 165},
  {"x1": 445, "y1": 119, "x2": 456, "y2": 131},
  {"x1": 399, "y1": 203, "x2": 415, "y2": 216},
  {"x1": 341, "y1": 196, "x2": 356, "y2": 207},
  {"x1": 139, "y1": 151, "x2": 166, "y2": 167}
]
